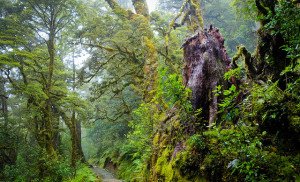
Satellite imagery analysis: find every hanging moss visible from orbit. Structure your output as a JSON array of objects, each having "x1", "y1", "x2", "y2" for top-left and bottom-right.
[{"x1": 189, "y1": 0, "x2": 204, "y2": 31}]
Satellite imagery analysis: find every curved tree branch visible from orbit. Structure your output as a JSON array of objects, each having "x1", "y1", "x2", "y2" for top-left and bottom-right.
[
  {"x1": 104, "y1": 0, "x2": 134, "y2": 19},
  {"x1": 132, "y1": 0, "x2": 149, "y2": 18}
]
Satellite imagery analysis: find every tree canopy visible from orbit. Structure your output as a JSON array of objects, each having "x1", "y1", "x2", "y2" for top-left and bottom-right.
[{"x1": 0, "y1": 0, "x2": 299, "y2": 181}]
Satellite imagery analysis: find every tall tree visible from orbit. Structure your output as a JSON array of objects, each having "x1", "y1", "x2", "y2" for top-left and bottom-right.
[
  {"x1": 59, "y1": 46, "x2": 86, "y2": 166},
  {"x1": 20, "y1": 0, "x2": 74, "y2": 158},
  {"x1": 24, "y1": 0, "x2": 87, "y2": 167},
  {"x1": 1, "y1": 0, "x2": 86, "y2": 177}
]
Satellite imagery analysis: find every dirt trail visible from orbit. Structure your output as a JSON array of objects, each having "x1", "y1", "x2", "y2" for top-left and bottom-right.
[{"x1": 92, "y1": 166, "x2": 123, "y2": 182}]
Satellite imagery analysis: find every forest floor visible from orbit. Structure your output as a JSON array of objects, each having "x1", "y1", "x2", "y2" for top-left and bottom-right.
[{"x1": 92, "y1": 166, "x2": 123, "y2": 182}]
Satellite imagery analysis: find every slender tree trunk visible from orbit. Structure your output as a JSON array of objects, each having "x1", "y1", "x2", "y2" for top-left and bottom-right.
[
  {"x1": 40, "y1": 3, "x2": 60, "y2": 158},
  {"x1": 70, "y1": 49, "x2": 85, "y2": 167},
  {"x1": 42, "y1": 27, "x2": 57, "y2": 157},
  {"x1": 0, "y1": 71, "x2": 8, "y2": 128},
  {"x1": 52, "y1": 108, "x2": 61, "y2": 152},
  {"x1": 70, "y1": 112, "x2": 85, "y2": 167}
]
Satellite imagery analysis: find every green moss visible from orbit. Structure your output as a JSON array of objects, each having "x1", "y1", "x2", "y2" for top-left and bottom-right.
[
  {"x1": 174, "y1": 148, "x2": 205, "y2": 181},
  {"x1": 190, "y1": 0, "x2": 204, "y2": 30},
  {"x1": 153, "y1": 133, "x2": 160, "y2": 146},
  {"x1": 155, "y1": 147, "x2": 172, "y2": 174},
  {"x1": 172, "y1": 118, "x2": 181, "y2": 129},
  {"x1": 162, "y1": 162, "x2": 174, "y2": 182},
  {"x1": 154, "y1": 146, "x2": 195, "y2": 182},
  {"x1": 153, "y1": 137, "x2": 206, "y2": 181},
  {"x1": 159, "y1": 134, "x2": 168, "y2": 148}
]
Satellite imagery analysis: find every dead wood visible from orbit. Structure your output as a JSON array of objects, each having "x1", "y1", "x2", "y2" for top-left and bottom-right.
[{"x1": 182, "y1": 26, "x2": 230, "y2": 126}]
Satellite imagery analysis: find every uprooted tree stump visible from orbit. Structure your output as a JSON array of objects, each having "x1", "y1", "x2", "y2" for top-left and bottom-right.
[{"x1": 182, "y1": 26, "x2": 231, "y2": 126}]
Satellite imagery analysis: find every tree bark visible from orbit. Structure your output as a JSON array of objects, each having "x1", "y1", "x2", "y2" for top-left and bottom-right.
[
  {"x1": 43, "y1": 8, "x2": 57, "y2": 158},
  {"x1": 70, "y1": 48, "x2": 85, "y2": 167},
  {"x1": 0, "y1": 71, "x2": 8, "y2": 128},
  {"x1": 60, "y1": 110, "x2": 85, "y2": 167},
  {"x1": 182, "y1": 26, "x2": 230, "y2": 126},
  {"x1": 70, "y1": 112, "x2": 85, "y2": 167}
]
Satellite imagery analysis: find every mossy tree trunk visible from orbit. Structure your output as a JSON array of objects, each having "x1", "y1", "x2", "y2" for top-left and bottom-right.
[
  {"x1": 69, "y1": 54, "x2": 86, "y2": 167},
  {"x1": 35, "y1": 2, "x2": 58, "y2": 159},
  {"x1": 104, "y1": 0, "x2": 158, "y2": 101},
  {"x1": 70, "y1": 112, "x2": 85, "y2": 166},
  {"x1": 60, "y1": 110, "x2": 86, "y2": 167}
]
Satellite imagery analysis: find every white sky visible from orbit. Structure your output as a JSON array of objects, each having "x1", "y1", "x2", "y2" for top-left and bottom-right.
[{"x1": 146, "y1": 0, "x2": 158, "y2": 12}]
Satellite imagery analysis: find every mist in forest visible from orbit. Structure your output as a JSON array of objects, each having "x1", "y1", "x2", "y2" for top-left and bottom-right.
[{"x1": 0, "y1": 0, "x2": 299, "y2": 181}]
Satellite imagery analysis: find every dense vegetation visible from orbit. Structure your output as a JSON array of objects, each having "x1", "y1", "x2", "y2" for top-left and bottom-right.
[{"x1": 0, "y1": 0, "x2": 299, "y2": 181}]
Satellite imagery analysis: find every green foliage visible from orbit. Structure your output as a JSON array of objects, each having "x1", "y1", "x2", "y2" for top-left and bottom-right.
[
  {"x1": 108, "y1": 62, "x2": 193, "y2": 181},
  {"x1": 0, "y1": 0, "x2": 91, "y2": 180},
  {"x1": 186, "y1": 134, "x2": 205, "y2": 151},
  {"x1": 206, "y1": 7, "x2": 300, "y2": 178},
  {"x1": 3, "y1": 145, "x2": 73, "y2": 181},
  {"x1": 214, "y1": 84, "x2": 240, "y2": 124},
  {"x1": 230, "y1": 0, "x2": 257, "y2": 20},
  {"x1": 4, "y1": 149, "x2": 40, "y2": 181},
  {"x1": 203, "y1": 0, "x2": 258, "y2": 55},
  {"x1": 64, "y1": 164, "x2": 98, "y2": 182},
  {"x1": 243, "y1": 78, "x2": 300, "y2": 137},
  {"x1": 128, "y1": 103, "x2": 153, "y2": 151},
  {"x1": 150, "y1": 1, "x2": 300, "y2": 180},
  {"x1": 156, "y1": 148, "x2": 173, "y2": 181},
  {"x1": 86, "y1": 85, "x2": 140, "y2": 168},
  {"x1": 117, "y1": 102, "x2": 154, "y2": 180},
  {"x1": 151, "y1": 10, "x2": 188, "y2": 72},
  {"x1": 156, "y1": 66, "x2": 191, "y2": 110},
  {"x1": 118, "y1": 159, "x2": 146, "y2": 181},
  {"x1": 248, "y1": 82, "x2": 284, "y2": 121},
  {"x1": 157, "y1": 0, "x2": 258, "y2": 55},
  {"x1": 224, "y1": 67, "x2": 243, "y2": 80},
  {"x1": 265, "y1": 1, "x2": 300, "y2": 59},
  {"x1": 203, "y1": 126, "x2": 299, "y2": 181},
  {"x1": 2, "y1": 0, "x2": 300, "y2": 181},
  {"x1": 3, "y1": 137, "x2": 95, "y2": 181}
]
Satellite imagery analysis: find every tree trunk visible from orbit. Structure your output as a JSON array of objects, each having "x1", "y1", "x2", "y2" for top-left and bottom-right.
[
  {"x1": 0, "y1": 71, "x2": 8, "y2": 128},
  {"x1": 182, "y1": 26, "x2": 230, "y2": 126},
  {"x1": 52, "y1": 107, "x2": 61, "y2": 152},
  {"x1": 60, "y1": 109, "x2": 86, "y2": 167},
  {"x1": 70, "y1": 112, "x2": 85, "y2": 167},
  {"x1": 70, "y1": 45, "x2": 85, "y2": 167},
  {"x1": 41, "y1": 5, "x2": 58, "y2": 158},
  {"x1": 42, "y1": 29, "x2": 57, "y2": 158}
]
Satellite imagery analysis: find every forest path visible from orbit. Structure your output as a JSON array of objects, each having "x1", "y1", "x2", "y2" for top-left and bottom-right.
[{"x1": 92, "y1": 166, "x2": 123, "y2": 182}]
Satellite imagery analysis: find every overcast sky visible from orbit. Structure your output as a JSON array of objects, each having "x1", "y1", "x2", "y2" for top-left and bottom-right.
[{"x1": 146, "y1": 0, "x2": 158, "y2": 12}]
